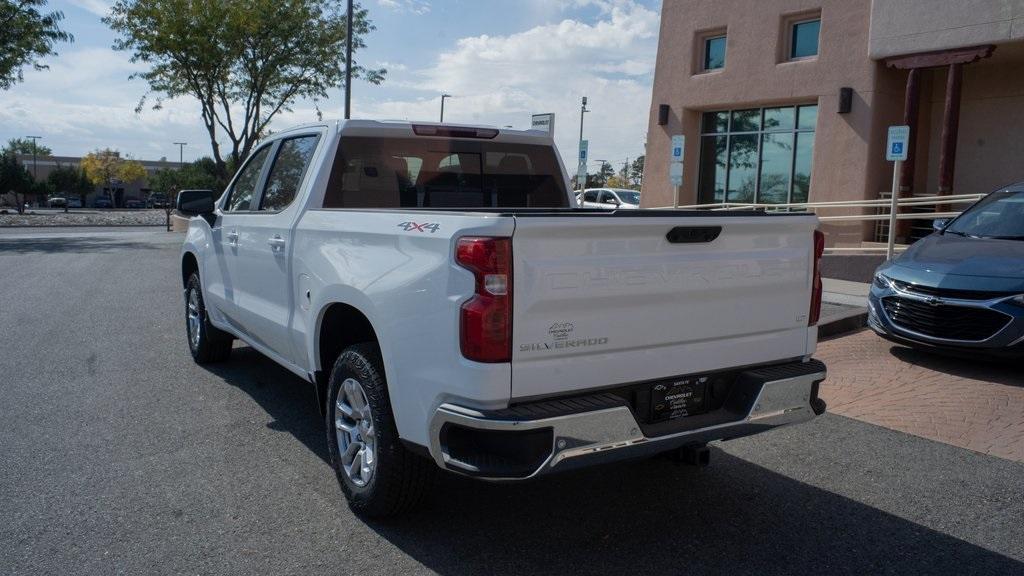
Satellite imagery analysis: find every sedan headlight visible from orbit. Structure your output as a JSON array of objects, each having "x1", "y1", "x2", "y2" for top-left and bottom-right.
[
  {"x1": 873, "y1": 273, "x2": 892, "y2": 290},
  {"x1": 1012, "y1": 295, "x2": 1024, "y2": 307}
]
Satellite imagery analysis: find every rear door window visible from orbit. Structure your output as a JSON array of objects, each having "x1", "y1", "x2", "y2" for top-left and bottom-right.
[
  {"x1": 323, "y1": 137, "x2": 569, "y2": 208},
  {"x1": 583, "y1": 190, "x2": 598, "y2": 202}
]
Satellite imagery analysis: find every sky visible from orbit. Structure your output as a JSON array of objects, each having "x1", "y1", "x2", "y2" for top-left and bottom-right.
[{"x1": 0, "y1": 0, "x2": 662, "y2": 173}]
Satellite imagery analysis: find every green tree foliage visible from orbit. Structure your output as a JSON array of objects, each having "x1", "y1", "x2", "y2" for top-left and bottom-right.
[
  {"x1": 0, "y1": 150, "x2": 32, "y2": 212},
  {"x1": 629, "y1": 155, "x2": 644, "y2": 187},
  {"x1": 0, "y1": 0, "x2": 72, "y2": 89},
  {"x1": 105, "y1": 0, "x2": 384, "y2": 179},
  {"x1": 149, "y1": 156, "x2": 220, "y2": 200},
  {"x1": 47, "y1": 163, "x2": 78, "y2": 211},
  {"x1": 584, "y1": 161, "x2": 615, "y2": 188},
  {"x1": 5, "y1": 137, "x2": 52, "y2": 156}
]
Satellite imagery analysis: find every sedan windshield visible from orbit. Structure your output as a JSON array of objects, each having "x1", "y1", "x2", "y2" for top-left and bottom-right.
[{"x1": 945, "y1": 190, "x2": 1024, "y2": 239}]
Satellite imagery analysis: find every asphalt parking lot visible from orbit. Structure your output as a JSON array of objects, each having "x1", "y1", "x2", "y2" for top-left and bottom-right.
[{"x1": 1, "y1": 227, "x2": 1022, "y2": 575}]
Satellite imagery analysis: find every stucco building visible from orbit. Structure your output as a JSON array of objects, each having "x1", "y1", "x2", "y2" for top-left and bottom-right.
[{"x1": 642, "y1": 0, "x2": 1024, "y2": 243}]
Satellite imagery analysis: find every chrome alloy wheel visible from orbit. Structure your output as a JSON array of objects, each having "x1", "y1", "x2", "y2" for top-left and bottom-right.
[
  {"x1": 335, "y1": 378, "x2": 376, "y2": 487},
  {"x1": 187, "y1": 288, "x2": 201, "y2": 350}
]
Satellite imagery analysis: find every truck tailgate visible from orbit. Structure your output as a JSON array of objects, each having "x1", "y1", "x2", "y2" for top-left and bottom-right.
[{"x1": 510, "y1": 213, "x2": 817, "y2": 400}]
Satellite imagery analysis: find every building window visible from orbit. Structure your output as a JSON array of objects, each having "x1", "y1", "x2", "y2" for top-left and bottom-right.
[
  {"x1": 695, "y1": 28, "x2": 727, "y2": 73},
  {"x1": 789, "y1": 18, "x2": 820, "y2": 59},
  {"x1": 697, "y1": 104, "x2": 818, "y2": 205},
  {"x1": 703, "y1": 35, "x2": 726, "y2": 70}
]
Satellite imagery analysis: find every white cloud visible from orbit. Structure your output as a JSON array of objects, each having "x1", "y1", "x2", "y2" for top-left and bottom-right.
[
  {"x1": 359, "y1": 1, "x2": 659, "y2": 169},
  {"x1": 0, "y1": 48, "x2": 216, "y2": 161},
  {"x1": 67, "y1": 0, "x2": 112, "y2": 17},
  {"x1": 0, "y1": 1, "x2": 660, "y2": 171},
  {"x1": 377, "y1": 0, "x2": 430, "y2": 15}
]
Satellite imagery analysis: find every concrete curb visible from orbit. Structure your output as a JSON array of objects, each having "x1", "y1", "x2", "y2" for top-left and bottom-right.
[
  {"x1": 819, "y1": 307, "x2": 869, "y2": 340},
  {"x1": 0, "y1": 224, "x2": 166, "y2": 228}
]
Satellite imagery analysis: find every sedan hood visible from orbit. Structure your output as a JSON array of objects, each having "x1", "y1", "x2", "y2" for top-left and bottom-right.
[{"x1": 892, "y1": 233, "x2": 1024, "y2": 282}]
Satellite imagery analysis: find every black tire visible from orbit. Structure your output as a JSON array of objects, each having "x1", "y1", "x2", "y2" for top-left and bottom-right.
[
  {"x1": 184, "y1": 272, "x2": 233, "y2": 364},
  {"x1": 326, "y1": 343, "x2": 434, "y2": 517}
]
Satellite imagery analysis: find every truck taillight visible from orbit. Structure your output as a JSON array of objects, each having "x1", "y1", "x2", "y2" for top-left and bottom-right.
[
  {"x1": 809, "y1": 230, "x2": 825, "y2": 326},
  {"x1": 456, "y1": 237, "x2": 512, "y2": 363}
]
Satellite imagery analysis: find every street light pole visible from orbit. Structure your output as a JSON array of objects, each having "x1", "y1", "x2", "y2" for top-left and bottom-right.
[
  {"x1": 440, "y1": 94, "x2": 451, "y2": 123},
  {"x1": 577, "y1": 97, "x2": 589, "y2": 191},
  {"x1": 344, "y1": 0, "x2": 353, "y2": 120},
  {"x1": 173, "y1": 142, "x2": 187, "y2": 165}
]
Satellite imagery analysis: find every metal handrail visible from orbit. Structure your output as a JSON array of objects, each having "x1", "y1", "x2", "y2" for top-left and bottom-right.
[
  {"x1": 649, "y1": 193, "x2": 987, "y2": 255},
  {"x1": 665, "y1": 193, "x2": 984, "y2": 211}
]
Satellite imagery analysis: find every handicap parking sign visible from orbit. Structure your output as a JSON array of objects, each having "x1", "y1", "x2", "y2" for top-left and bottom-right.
[{"x1": 886, "y1": 126, "x2": 909, "y2": 161}]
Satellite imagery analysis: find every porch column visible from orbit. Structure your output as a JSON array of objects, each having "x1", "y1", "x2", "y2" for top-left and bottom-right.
[
  {"x1": 937, "y1": 62, "x2": 963, "y2": 195},
  {"x1": 897, "y1": 68, "x2": 920, "y2": 238},
  {"x1": 899, "y1": 68, "x2": 920, "y2": 193}
]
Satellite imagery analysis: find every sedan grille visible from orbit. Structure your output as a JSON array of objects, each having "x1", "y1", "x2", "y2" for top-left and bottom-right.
[
  {"x1": 881, "y1": 296, "x2": 1011, "y2": 341},
  {"x1": 888, "y1": 278, "x2": 1016, "y2": 301}
]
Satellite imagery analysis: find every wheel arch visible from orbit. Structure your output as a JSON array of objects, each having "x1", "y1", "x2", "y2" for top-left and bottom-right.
[
  {"x1": 181, "y1": 251, "x2": 199, "y2": 288},
  {"x1": 313, "y1": 301, "x2": 382, "y2": 415}
]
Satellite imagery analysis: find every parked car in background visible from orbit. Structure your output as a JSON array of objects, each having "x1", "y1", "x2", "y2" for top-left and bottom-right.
[
  {"x1": 179, "y1": 120, "x2": 827, "y2": 517},
  {"x1": 148, "y1": 193, "x2": 170, "y2": 208},
  {"x1": 578, "y1": 188, "x2": 641, "y2": 209},
  {"x1": 47, "y1": 197, "x2": 67, "y2": 208},
  {"x1": 125, "y1": 199, "x2": 145, "y2": 209},
  {"x1": 66, "y1": 198, "x2": 82, "y2": 208},
  {"x1": 869, "y1": 181, "x2": 1024, "y2": 358},
  {"x1": 93, "y1": 197, "x2": 113, "y2": 209}
]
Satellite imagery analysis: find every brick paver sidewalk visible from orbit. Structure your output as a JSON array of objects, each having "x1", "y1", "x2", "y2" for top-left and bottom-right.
[{"x1": 817, "y1": 329, "x2": 1024, "y2": 462}]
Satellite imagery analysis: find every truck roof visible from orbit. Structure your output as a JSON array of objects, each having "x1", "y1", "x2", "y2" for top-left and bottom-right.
[{"x1": 276, "y1": 119, "x2": 555, "y2": 145}]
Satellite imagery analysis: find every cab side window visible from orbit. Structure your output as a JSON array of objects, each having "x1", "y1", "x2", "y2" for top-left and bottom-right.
[
  {"x1": 224, "y1": 146, "x2": 272, "y2": 212},
  {"x1": 259, "y1": 135, "x2": 321, "y2": 211},
  {"x1": 599, "y1": 191, "x2": 617, "y2": 204}
]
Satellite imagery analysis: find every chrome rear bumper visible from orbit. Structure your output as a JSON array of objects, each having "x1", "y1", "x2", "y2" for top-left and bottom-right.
[{"x1": 428, "y1": 362, "x2": 826, "y2": 480}]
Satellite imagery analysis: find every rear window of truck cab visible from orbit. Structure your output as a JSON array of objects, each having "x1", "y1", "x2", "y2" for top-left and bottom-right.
[{"x1": 322, "y1": 137, "x2": 570, "y2": 209}]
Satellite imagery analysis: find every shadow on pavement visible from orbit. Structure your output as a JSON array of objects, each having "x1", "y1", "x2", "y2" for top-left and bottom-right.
[
  {"x1": 0, "y1": 238, "x2": 162, "y2": 254},
  {"x1": 204, "y1": 346, "x2": 329, "y2": 462},
  {"x1": 889, "y1": 344, "x2": 1021, "y2": 387},
  {"x1": 369, "y1": 454, "x2": 1023, "y2": 575},
  {"x1": 205, "y1": 348, "x2": 1022, "y2": 575}
]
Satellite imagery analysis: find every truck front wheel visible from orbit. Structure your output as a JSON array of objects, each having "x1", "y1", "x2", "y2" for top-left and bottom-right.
[
  {"x1": 326, "y1": 343, "x2": 434, "y2": 517},
  {"x1": 184, "y1": 273, "x2": 233, "y2": 363}
]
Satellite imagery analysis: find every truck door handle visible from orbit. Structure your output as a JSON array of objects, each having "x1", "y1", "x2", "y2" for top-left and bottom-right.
[
  {"x1": 268, "y1": 235, "x2": 286, "y2": 252},
  {"x1": 226, "y1": 230, "x2": 239, "y2": 245}
]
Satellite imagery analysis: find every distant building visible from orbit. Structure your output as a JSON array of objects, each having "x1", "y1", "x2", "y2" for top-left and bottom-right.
[
  {"x1": 14, "y1": 153, "x2": 183, "y2": 207},
  {"x1": 643, "y1": 0, "x2": 1024, "y2": 243}
]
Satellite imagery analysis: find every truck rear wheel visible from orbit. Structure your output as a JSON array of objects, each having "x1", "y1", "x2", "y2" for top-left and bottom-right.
[
  {"x1": 326, "y1": 343, "x2": 434, "y2": 517},
  {"x1": 184, "y1": 273, "x2": 233, "y2": 363}
]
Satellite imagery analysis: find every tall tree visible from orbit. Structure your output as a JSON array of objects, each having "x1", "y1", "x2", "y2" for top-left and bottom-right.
[
  {"x1": 0, "y1": 150, "x2": 32, "y2": 213},
  {"x1": 81, "y1": 149, "x2": 147, "y2": 207},
  {"x1": 105, "y1": 0, "x2": 384, "y2": 180},
  {"x1": 0, "y1": 0, "x2": 72, "y2": 89},
  {"x1": 629, "y1": 155, "x2": 645, "y2": 187},
  {"x1": 5, "y1": 137, "x2": 52, "y2": 156}
]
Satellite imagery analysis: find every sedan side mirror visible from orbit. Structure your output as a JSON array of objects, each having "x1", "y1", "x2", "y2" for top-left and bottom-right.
[
  {"x1": 177, "y1": 189, "x2": 215, "y2": 216},
  {"x1": 932, "y1": 218, "x2": 950, "y2": 232}
]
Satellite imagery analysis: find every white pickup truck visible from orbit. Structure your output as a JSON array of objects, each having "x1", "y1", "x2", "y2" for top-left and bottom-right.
[{"x1": 178, "y1": 120, "x2": 827, "y2": 517}]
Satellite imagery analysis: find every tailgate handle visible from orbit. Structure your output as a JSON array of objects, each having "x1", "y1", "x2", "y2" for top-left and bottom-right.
[{"x1": 666, "y1": 226, "x2": 721, "y2": 244}]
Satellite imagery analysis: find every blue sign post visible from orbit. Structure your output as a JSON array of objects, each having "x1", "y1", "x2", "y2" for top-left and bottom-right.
[{"x1": 886, "y1": 125, "x2": 910, "y2": 259}]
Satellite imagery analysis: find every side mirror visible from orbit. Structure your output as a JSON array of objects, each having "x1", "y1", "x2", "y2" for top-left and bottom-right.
[
  {"x1": 932, "y1": 218, "x2": 950, "y2": 232},
  {"x1": 176, "y1": 189, "x2": 215, "y2": 216}
]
